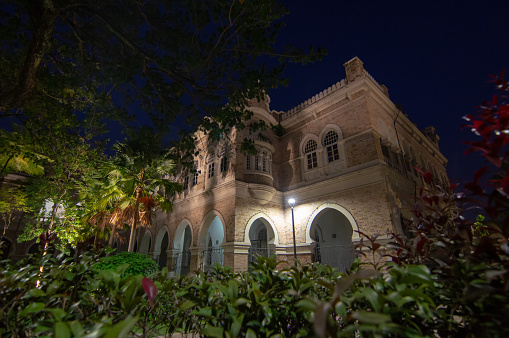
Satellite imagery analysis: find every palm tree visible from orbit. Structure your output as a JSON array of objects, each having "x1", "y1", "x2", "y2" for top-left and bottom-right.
[{"x1": 87, "y1": 136, "x2": 181, "y2": 252}]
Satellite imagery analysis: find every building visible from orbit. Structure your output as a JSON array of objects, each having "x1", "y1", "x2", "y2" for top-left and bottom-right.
[{"x1": 134, "y1": 57, "x2": 448, "y2": 273}]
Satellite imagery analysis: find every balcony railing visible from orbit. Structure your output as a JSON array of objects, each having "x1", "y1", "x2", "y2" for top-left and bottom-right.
[
  {"x1": 173, "y1": 250, "x2": 191, "y2": 276},
  {"x1": 313, "y1": 243, "x2": 357, "y2": 272}
]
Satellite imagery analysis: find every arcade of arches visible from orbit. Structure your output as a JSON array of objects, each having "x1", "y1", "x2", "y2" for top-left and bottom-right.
[{"x1": 127, "y1": 202, "x2": 362, "y2": 275}]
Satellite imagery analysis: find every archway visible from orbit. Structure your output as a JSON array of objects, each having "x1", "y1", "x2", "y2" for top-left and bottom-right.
[
  {"x1": 307, "y1": 205, "x2": 357, "y2": 271},
  {"x1": 173, "y1": 221, "x2": 192, "y2": 275},
  {"x1": 139, "y1": 230, "x2": 152, "y2": 254},
  {"x1": 246, "y1": 216, "x2": 277, "y2": 266},
  {"x1": 154, "y1": 227, "x2": 170, "y2": 270},
  {"x1": 199, "y1": 214, "x2": 225, "y2": 270},
  {"x1": 0, "y1": 237, "x2": 12, "y2": 260}
]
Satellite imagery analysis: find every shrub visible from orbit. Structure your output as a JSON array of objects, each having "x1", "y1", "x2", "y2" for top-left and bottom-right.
[{"x1": 94, "y1": 251, "x2": 159, "y2": 277}]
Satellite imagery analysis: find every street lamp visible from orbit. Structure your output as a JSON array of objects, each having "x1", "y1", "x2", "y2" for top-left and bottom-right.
[{"x1": 288, "y1": 198, "x2": 297, "y2": 266}]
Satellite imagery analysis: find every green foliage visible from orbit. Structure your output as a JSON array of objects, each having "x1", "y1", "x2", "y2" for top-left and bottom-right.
[
  {"x1": 0, "y1": 249, "x2": 446, "y2": 337},
  {"x1": 271, "y1": 122, "x2": 286, "y2": 137},
  {"x1": 0, "y1": 186, "x2": 33, "y2": 237},
  {"x1": 94, "y1": 252, "x2": 159, "y2": 278}
]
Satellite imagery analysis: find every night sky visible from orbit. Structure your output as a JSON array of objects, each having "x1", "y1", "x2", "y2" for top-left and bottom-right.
[{"x1": 268, "y1": 0, "x2": 509, "y2": 185}]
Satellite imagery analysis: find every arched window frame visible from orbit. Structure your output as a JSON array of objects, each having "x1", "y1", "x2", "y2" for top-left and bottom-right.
[
  {"x1": 300, "y1": 134, "x2": 321, "y2": 173},
  {"x1": 321, "y1": 128, "x2": 343, "y2": 163},
  {"x1": 245, "y1": 146, "x2": 273, "y2": 176},
  {"x1": 206, "y1": 151, "x2": 215, "y2": 179},
  {"x1": 304, "y1": 139, "x2": 318, "y2": 170}
]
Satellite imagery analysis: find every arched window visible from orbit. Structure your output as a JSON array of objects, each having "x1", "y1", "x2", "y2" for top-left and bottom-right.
[
  {"x1": 207, "y1": 152, "x2": 215, "y2": 178},
  {"x1": 323, "y1": 131, "x2": 340, "y2": 163},
  {"x1": 245, "y1": 148, "x2": 273, "y2": 175},
  {"x1": 192, "y1": 160, "x2": 199, "y2": 186},
  {"x1": 304, "y1": 140, "x2": 318, "y2": 169}
]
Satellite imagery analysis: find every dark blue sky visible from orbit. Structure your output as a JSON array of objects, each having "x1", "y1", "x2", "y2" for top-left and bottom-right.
[{"x1": 268, "y1": 0, "x2": 509, "y2": 184}]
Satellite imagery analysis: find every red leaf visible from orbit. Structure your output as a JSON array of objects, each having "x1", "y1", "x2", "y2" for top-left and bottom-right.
[
  {"x1": 414, "y1": 235, "x2": 428, "y2": 255},
  {"x1": 424, "y1": 172, "x2": 433, "y2": 184},
  {"x1": 501, "y1": 176, "x2": 509, "y2": 195},
  {"x1": 474, "y1": 167, "x2": 489, "y2": 183},
  {"x1": 449, "y1": 183, "x2": 459, "y2": 192},
  {"x1": 142, "y1": 277, "x2": 157, "y2": 308},
  {"x1": 493, "y1": 94, "x2": 498, "y2": 106},
  {"x1": 414, "y1": 167, "x2": 425, "y2": 175}
]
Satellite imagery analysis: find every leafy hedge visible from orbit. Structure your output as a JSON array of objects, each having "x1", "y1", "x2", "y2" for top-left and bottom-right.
[
  {"x1": 93, "y1": 251, "x2": 159, "y2": 277},
  {"x1": 0, "y1": 250, "x2": 441, "y2": 337}
]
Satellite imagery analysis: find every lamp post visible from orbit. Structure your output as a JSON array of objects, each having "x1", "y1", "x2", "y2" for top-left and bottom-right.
[{"x1": 288, "y1": 198, "x2": 297, "y2": 266}]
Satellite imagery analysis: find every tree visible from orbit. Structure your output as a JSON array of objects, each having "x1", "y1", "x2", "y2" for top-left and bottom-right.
[
  {"x1": 1, "y1": 0, "x2": 324, "y2": 250},
  {"x1": 0, "y1": 186, "x2": 32, "y2": 247},
  {"x1": 87, "y1": 130, "x2": 181, "y2": 252},
  {"x1": 1, "y1": 0, "x2": 324, "y2": 141}
]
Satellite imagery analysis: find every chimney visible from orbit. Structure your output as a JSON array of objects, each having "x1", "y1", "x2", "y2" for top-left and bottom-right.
[{"x1": 343, "y1": 57, "x2": 364, "y2": 84}]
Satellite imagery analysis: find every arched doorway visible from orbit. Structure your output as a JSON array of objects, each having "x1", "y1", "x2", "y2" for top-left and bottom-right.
[
  {"x1": 174, "y1": 223, "x2": 192, "y2": 276},
  {"x1": 154, "y1": 227, "x2": 170, "y2": 270},
  {"x1": 201, "y1": 215, "x2": 224, "y2": 271},
  {"x1": 139, "y1": 230, "x2": 152, "y2": 255},
  {"x1": 309, "y1": 208, "x2": 356, "y2": 271},
  {"x1": 0, "y1": 238, "x2": 12, "y2": 260},
  {"x1": 247, "y1": 218, "x2": 276, "y2": 266}
]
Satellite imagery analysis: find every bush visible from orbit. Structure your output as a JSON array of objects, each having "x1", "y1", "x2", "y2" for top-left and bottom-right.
[{"x1": 94, "y1": 251, "x2": 159, "y2": 277}]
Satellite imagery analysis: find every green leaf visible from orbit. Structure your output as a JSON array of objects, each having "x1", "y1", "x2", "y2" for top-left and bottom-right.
[
  {"x1": 202, "y1": 325, "x2": 224, "y2": 337},
  {"x1": 234, "y1": 298, "x2": 249, "y2": 307},
  {"x1": 296, "y1": 299, "x2": 316, "y2": 311},
  {"x1": 54, "y1": 322, "x2": 71, "y2": 338},
  {"x1": 228, "y1": 280, "x2": 239, "y2": 299},
  {"x1": 22, "y1": 288, "x2": 45, "y2": 298},
  {"x1": 180, "y1": 300, "x2": 196, "y2": 311},
  {"x1": 351, "y1": 310, "x2": 391, "y2": 324},
  {"x1": 246, "y1": 328, "x2": 257, "y2": 338},
  {"x1": 48, "y1": 308, "x2": 67, "y2": 321},
  {"x1": 104, "y1": 315, "x2": 139, "y2": 338},
  {"x1": 19, "y1": 302, "x2": 45, "y2": 317},
  {"x1": 230, "y1": 313, "x2": 244, "y2": 337}
]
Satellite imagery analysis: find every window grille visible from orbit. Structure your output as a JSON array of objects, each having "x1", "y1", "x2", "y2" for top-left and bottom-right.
[
  {"x1": 208, "y1": 163, "x2": 215, "y2": 178},
  {"x1": 262, "y1": 152, "x2": 266, "y2": 171},
  {"x1": 323, "y1": 131, "x2": 339, "y2": 146},
  {"x1": 324, "y1": 131, "x2": 340, "y2": 163},
  {"x1": 254, "y1": 156, "x2": 259, "y2": 170},
  {"x1": 193, "y1": 161, "x2": 199, "y2": 186},
  {"x1": 307, "y1": 153, "x2": 318, "y2": 169},
  {"x1": 220, "y1": 156, "x2": 228, "y2": 173},
  {"x1": 246, "y1": 155, "x2": 251, "y2": 170},
  {"x1": 183, "y1": 175, "x2": 189, "y2": 189},
  {"x1": 304, "y1": 140, "x2": 318, "y2": 169},
  {"x1": 304, "y1": 140, "x2": 317, "y2": 153}
]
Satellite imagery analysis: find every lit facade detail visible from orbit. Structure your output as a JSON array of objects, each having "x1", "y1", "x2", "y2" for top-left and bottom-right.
[{"x1": 1, "y1": 58, "x2": 449, "y2": 270}]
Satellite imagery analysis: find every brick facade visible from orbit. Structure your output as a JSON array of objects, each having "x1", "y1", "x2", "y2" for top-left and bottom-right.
[{"x1": 2, "y1": 58, "x2": 448, "y2": 273}]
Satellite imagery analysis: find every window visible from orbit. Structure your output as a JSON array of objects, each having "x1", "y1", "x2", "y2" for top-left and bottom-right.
[
  {"x1": 245, "y1": 149, "x2": 272, "y2": 175},
  {"x1": 220, "y1": 156, "x2": 228, "y2": 173},
  {"x1": 304, "y1": 140, "x2": 318, "y2": 169},
  {"x1": 323, "y1": 131, "x2": 339, "y2": 163},
  {"x1": 192, "y1": 161, "x2": 199, "y2": 186},
  {"x1": 183, "y1": 175, "x2": 189, "y2": 189},
  {"x1": 208, "y1": 163, "x2": 215, "y2": 178}
]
